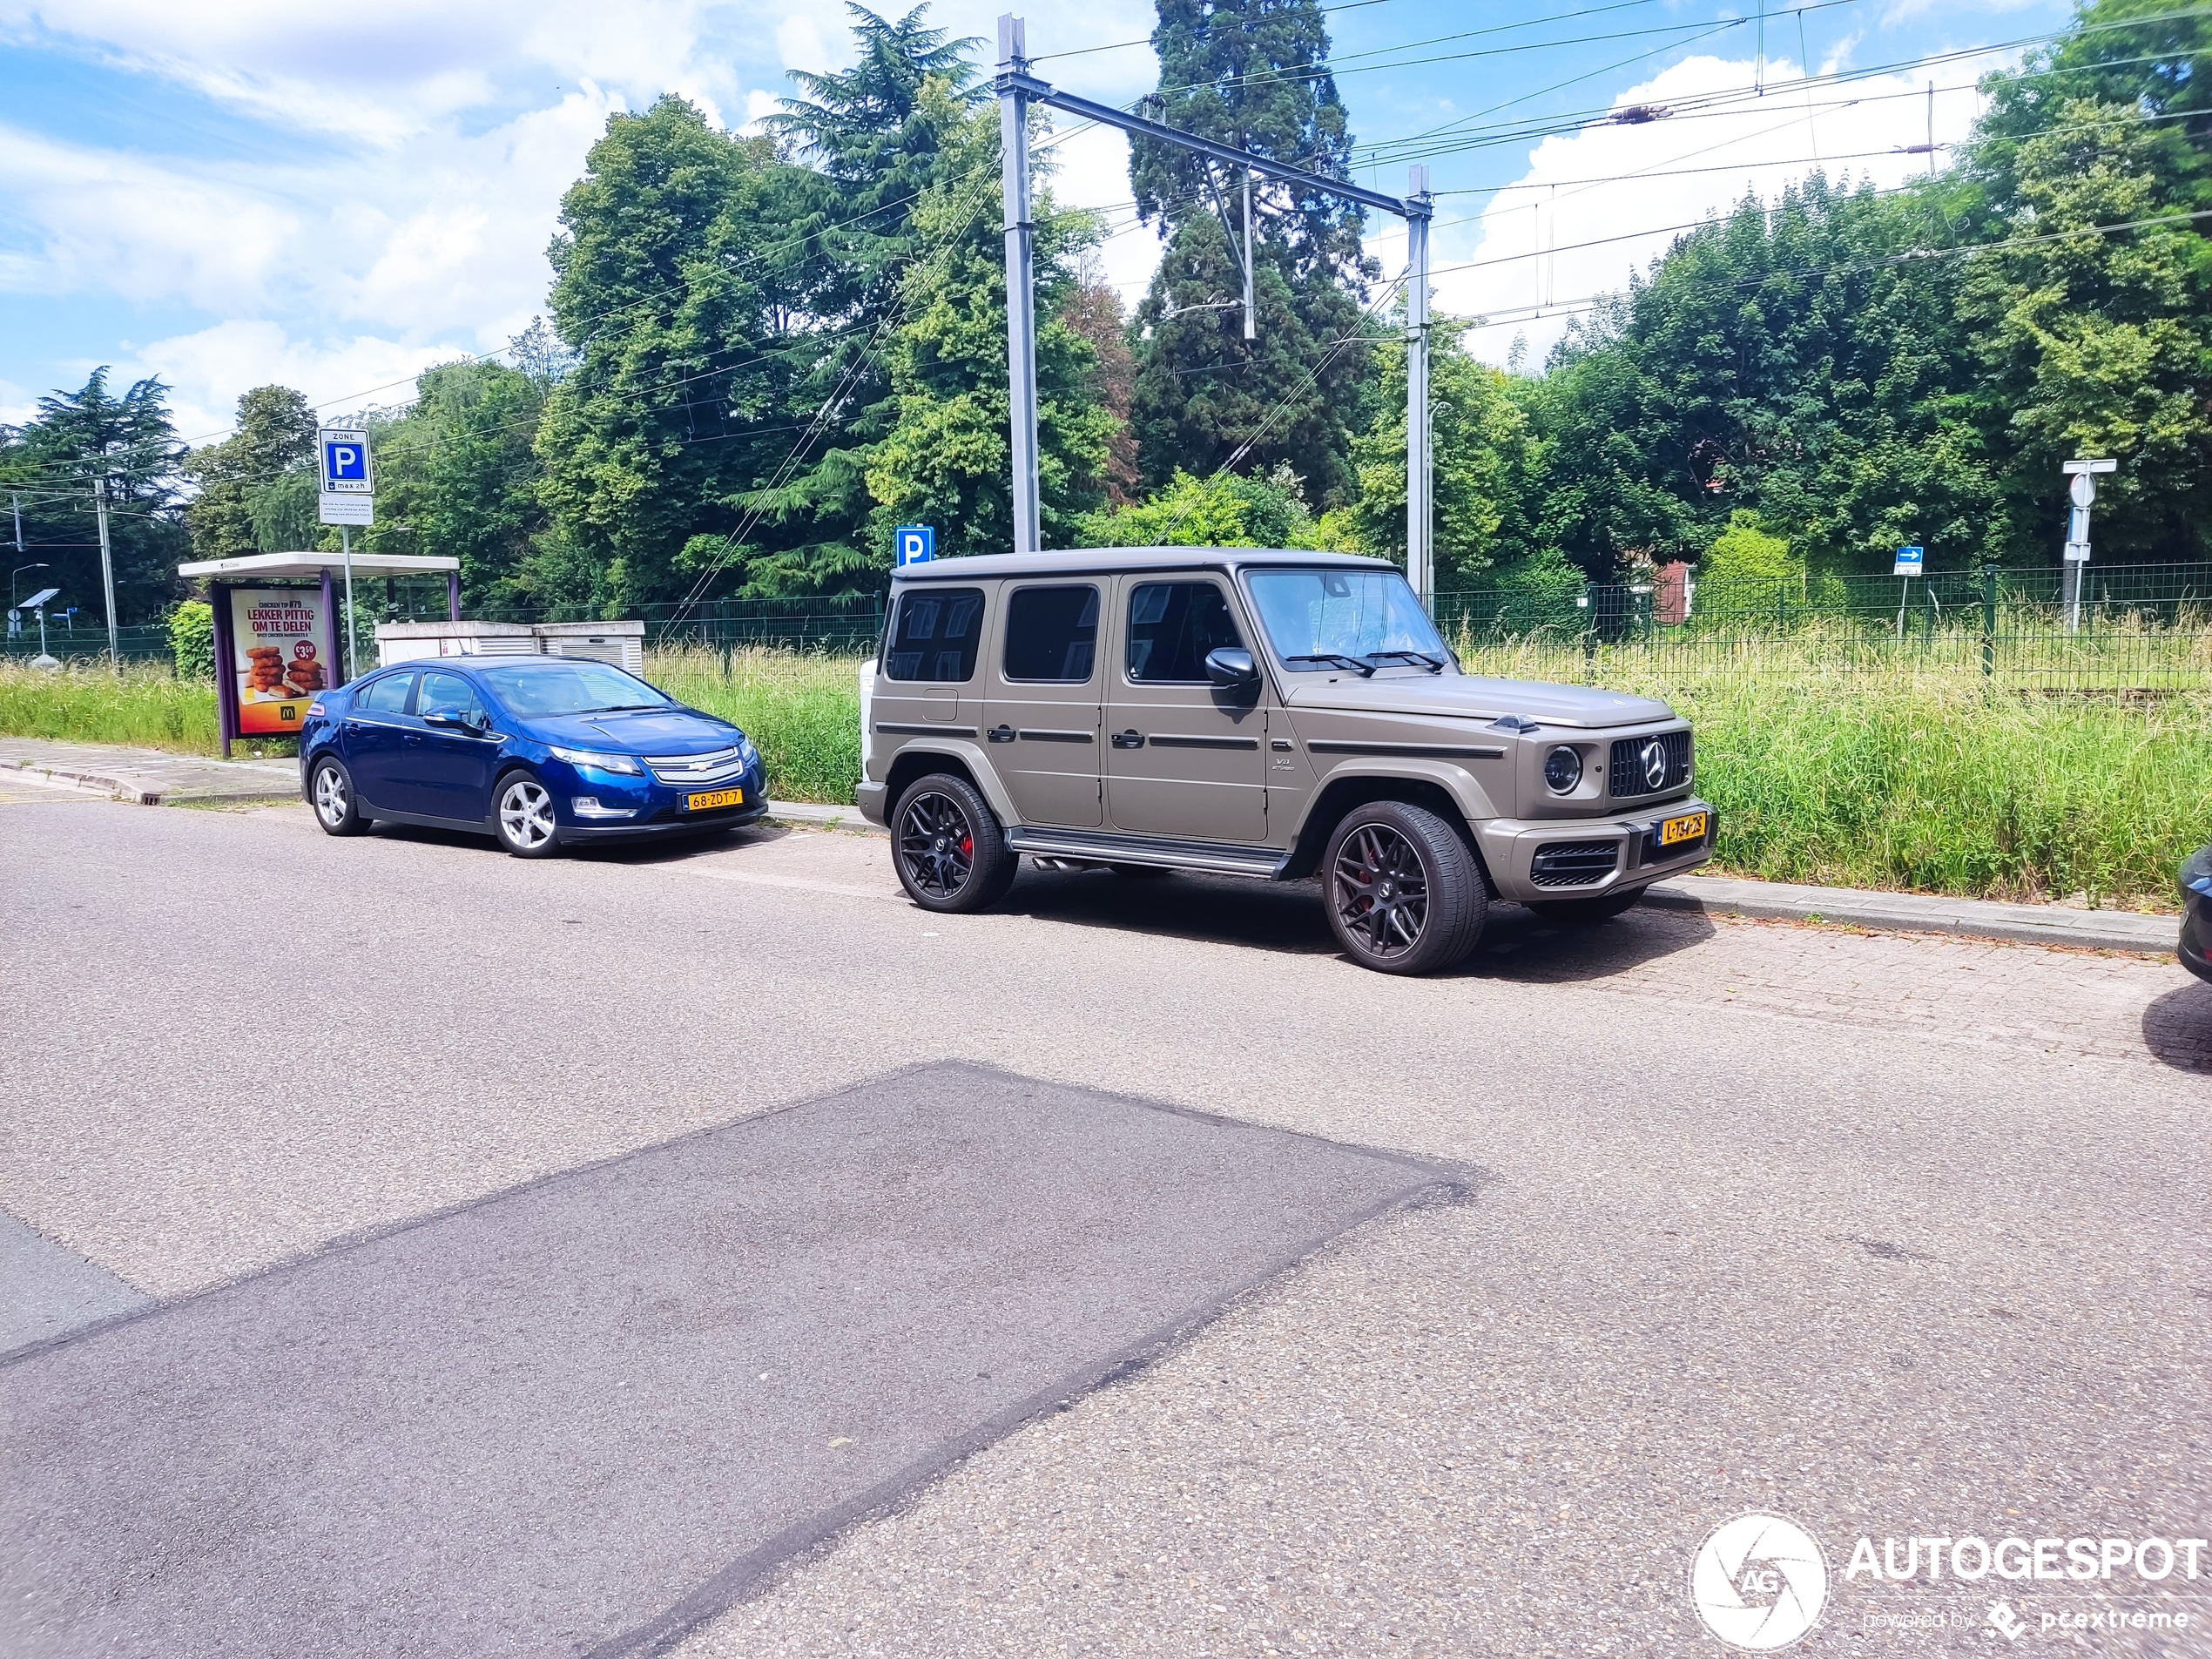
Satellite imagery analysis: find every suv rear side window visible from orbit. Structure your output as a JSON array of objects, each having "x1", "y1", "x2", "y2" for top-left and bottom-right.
[
  {"x1": 1126, "y1": 582, "x2": 1243, "y2": 684},
  {"x1": 885, "y1": 587, "x2": 986, "y2": 683},
  {"x1": 1002, "y1": 585, "x2": 1098, "y2": 682},
  {"x1": 358, "y1": 672, "x2": 415, "y2": 715}
]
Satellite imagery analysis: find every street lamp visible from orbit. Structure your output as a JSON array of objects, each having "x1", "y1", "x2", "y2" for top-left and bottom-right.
[{"x1": 11, "y1": 562, "x2": 48, "y2": 608}]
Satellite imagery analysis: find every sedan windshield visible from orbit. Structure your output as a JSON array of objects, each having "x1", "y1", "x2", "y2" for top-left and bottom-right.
[
  {"x1": 1246, "y1": 569, "x2": 1449, "y2": 670},
  {"x1": 477, "y1": 661, "x2": 672, "y2": 717}
]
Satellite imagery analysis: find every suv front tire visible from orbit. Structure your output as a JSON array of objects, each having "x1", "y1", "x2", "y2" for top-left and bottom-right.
[
  {"x1": 1323, "y1": 800, "x2": 1487, "y2": 974},
  {"x1": 893, "y1": 773, "x2": 1017, "y2": 913}
]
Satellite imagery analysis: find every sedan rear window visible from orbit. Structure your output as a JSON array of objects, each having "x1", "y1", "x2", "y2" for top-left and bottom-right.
[{"x1": 477, "y1": 662, "x2": 671, "y2": 717}]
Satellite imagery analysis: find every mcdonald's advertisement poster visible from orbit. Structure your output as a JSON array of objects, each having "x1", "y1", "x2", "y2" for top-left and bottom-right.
[{"x1": 230, "y1": 588, "x2": 329, "y2": 735}]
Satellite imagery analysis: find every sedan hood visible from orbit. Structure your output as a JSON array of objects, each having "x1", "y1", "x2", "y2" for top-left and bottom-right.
[
  {"x1": 1280, "y1": 672, "x2": 1675, "y2": 730},
  {"x1": 526, "y1": 708, "x2": 743, "y2": 752}
]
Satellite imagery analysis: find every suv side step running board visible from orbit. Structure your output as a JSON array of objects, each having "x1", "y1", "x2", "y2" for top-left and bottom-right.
[{"x1": 1006, "y1": 826, "x2": 1291, "y2": 879}]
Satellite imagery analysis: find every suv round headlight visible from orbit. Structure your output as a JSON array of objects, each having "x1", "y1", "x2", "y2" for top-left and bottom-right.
[{"x1": 1543, "y1": 745, "x2": 1582, "y2": 794}]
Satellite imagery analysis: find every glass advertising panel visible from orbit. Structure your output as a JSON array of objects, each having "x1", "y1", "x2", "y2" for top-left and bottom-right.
[{"x1": 229, "y1": 587, "x2": 331, "y2": 736}]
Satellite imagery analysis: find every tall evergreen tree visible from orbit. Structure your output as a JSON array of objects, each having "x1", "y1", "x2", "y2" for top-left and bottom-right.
[
  {"x1": 1126, "y1": 0, "x2": 1376, "y2": 502},
  {"x1": 5, "y1": 368, "x2": 188, "y2": 627}
]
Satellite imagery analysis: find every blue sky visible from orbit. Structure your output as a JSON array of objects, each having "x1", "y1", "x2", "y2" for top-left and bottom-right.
[{"x1": 0, "y1": 0, "x2": 2068, "y2": 445}]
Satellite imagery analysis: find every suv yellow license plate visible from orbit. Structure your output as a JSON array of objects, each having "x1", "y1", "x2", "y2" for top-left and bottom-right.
[
  {"x1": 684, "y1": 787, "x2": 745, "y2": 812},
  {"x1": 1656, "y1": 809, "x2": 1709, "y2": 847}
]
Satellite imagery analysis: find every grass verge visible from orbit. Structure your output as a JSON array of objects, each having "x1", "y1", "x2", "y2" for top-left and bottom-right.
[{"x1": 4, "y1": 651, "x2": 2203, "y2": 907}]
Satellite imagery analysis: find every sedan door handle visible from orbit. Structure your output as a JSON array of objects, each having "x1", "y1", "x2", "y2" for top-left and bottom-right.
[
  {"x1": 988, "y1": 725, "x2": 1015, "y2": 743},
  {"x1": 1110, "y1": 729, "x2": 1144, "y2": 749}
]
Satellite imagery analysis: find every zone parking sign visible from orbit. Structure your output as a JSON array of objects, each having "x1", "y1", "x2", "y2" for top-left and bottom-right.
[
  {"x1": 894, "y1": 525, "x2": 934, "y2": 567},
  {"x1": 319, "y1": 427, "x2": 374, "y2": 527}
]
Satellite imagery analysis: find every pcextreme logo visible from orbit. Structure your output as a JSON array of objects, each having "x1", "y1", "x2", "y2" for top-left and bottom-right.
[{"x1": 1690, "y1": 1513, "x2": 1830, "y2": 1650}]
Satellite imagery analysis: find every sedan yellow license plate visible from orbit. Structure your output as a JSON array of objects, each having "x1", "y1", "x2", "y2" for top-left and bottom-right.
[
  {"x1": 684, "y1": 787, "x2": 745, "y2": 812},
  {"x1": 1656, "y1": 809, "x2": 1709, "y2": 847}
]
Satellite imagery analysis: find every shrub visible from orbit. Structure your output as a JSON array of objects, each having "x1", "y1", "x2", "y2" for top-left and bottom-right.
[{"x1": 169, "y1": 602, "x2": 215, "y2": 679}]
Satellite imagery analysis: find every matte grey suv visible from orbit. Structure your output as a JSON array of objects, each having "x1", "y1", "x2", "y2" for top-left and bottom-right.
[{"x1": 856, "y1": 547, "x2": 1714, "y2": 974}]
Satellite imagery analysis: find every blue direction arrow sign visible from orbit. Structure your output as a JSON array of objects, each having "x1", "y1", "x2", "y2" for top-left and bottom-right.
[{"x1": 1892, "y1": 545, "x2": 1924, "y2": 577}]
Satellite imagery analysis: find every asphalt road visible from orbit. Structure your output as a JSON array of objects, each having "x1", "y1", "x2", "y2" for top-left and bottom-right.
[{"x1": 1, "y1": 794, "x2": 2205, "y2": 1657}]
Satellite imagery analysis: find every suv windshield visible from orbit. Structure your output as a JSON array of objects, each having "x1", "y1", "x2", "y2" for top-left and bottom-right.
[
  {"x1": 1246, "y1": 569, "x2": 1448, "y2": 670},
  {"x1": 477, "y1": 661, "x2": 671, "y2": 717}
]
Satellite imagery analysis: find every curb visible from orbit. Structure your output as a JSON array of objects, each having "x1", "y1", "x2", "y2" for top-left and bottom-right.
[
  {"x1": 763, "y1": 800, "x2": 885, "y2": 837},
  {"x1": 1643, "y1": 875, "x2": 2178, "y2": 957},
  {"x1": 0, "y1": 761, "x2": 160, "y2": 805}
]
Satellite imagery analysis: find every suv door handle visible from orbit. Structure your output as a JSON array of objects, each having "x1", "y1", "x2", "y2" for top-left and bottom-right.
[
  {"x1": 1111, "y1": 729, "x2": 1144, "y2": 749},
  {"x1": 988, "y1": 725, "x2": 1015, "y2": 743}
]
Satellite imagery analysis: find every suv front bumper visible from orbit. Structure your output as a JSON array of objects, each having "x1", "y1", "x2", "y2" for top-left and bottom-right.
[{"x1": 1476, "y1": 798, "x2": 1716, "y2": 905}]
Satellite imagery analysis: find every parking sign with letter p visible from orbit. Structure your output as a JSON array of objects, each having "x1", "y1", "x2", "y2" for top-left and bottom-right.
[{"x1": 894, "y1": 525, "x2": 934, "y2": 568}]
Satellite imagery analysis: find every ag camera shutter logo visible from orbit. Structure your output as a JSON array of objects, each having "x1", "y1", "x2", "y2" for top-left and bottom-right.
[{"x1": 1690, "y1": 1513, "x2": 1829, "y2": 1650}]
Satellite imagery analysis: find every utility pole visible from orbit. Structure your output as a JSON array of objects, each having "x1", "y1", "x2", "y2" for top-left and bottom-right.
[
  {"x1": 1926, "y1": 82, "x2": 1936, "y2": 179},
  {"x1": 93, "y1": 473, "x2": 118, "y2": 666},
  {"x1": 1408, "y1": 165, "x2": 1433, "y2": 610},
  {"x1": 997, "y1": 14, "x2": 1041, "y2": 556},
  {"x1": 993, "y1": 16, "x2": 1435, "y2": 607},
  {"x1": 1242, "y1": 167, "x2": 1255, "y2": 342}
]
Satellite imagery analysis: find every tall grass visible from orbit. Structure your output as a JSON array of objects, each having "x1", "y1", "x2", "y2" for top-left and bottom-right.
[
  {"x1": 642, "y1": 646, "x2": 861, "y2": 806},
  {"x1": 4, "y1": 649, "x2": 2205, "y2": 907},
  {"x1": 0, "y1": 662, "x2": 223, "y2": 752}
]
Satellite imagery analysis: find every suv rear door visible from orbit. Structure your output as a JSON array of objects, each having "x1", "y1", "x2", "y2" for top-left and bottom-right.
[
  {"x1": 985, "y1": 582, "x2": 1103, "y2": 826},
  {"x1": 1104, "y1": 574, "x2": 1266, "y2": 843}
]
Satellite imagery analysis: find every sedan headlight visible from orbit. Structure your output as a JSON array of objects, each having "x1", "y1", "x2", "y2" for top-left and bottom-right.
[
  {"x1": 736, "y1": 734, "x2": 760, "y2": 770},
  {"x1": 1543, "y1": 745, "x2": 1583, "y2": 794},
  {"x1": 548, "y1": 745, "x2": 642, "y2": 776}
]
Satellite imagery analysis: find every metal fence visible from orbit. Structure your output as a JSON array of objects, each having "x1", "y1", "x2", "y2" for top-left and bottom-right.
[
  {"x1": 0, "y1": 625, "x2": 173, "y2": 666},
  {"x1": 1437, "y1": 563, "x2": 2212, "y2": 691}
]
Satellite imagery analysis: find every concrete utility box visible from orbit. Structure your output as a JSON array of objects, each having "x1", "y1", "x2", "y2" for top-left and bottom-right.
[{"x1": 375, "y1": 619, "x2": 645, "y2": 672}]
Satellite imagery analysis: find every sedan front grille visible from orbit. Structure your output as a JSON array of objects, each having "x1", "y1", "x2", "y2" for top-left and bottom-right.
[
  {"x1": 644, "y1": 746, "x2": 747, "y2": 786},
  {"x1": 1608, "y1": 730, "x2": 1692, "y2": 798},
  {"x1": 1530, "y1": 840, "x2": 1620, "y2": 887}
]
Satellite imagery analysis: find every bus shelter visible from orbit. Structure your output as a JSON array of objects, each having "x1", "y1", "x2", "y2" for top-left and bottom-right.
[{"x1": 176, "y1": 551, "x2": 460, "y2": 757}]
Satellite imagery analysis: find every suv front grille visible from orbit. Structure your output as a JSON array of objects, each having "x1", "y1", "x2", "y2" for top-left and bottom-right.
[
  {"x1": 645, "y1": 746, "x2": 747, "y2": 786},
  {"x1": 1608, "y1": 730, "x2": 1692, "y2": 798},
  {"x1": 1530, "y1": 840, "x2": 1620, "y2": 887}
]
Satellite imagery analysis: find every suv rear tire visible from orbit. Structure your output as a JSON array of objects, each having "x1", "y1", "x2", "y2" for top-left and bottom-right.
[
  {"x1": 1527, "y1": 887, "x2": 1645, "y2": 925},
  {"x1": 894, "y1": 773, "x2": 1016, "y2": 913},
  {"x1": 1323, "y1": 800, "x2": 1487, "y2": 974}
]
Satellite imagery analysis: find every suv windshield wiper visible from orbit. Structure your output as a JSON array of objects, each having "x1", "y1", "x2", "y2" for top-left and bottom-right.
[
  {"x1": 1362, "y1": 650, "x2": 1447, "y2": 674},
  {"x1": 1283, "y1": 652, "x2": 1375, "y2": 677}
]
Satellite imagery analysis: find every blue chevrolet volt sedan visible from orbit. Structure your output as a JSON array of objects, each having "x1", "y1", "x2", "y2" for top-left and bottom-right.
[{"x1": 299, "y1": 656, "x2": 765, "y2": 856}]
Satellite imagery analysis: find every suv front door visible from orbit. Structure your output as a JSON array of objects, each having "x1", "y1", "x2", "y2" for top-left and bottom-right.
[
  {"x1": 1105, "y1": 575, "x2": 1266, "y2": 843},
  {"x1": 985, "y1": 583, "x2": 1103, "y2": 826}
]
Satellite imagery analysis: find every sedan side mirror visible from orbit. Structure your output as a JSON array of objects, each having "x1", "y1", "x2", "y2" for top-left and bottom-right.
[
  {"x1": 422, "y1": 705, "x2": 484, "y2": 733},
  {"x1": 1204, "y1": 646, "x2": 1258, "y2": 691}
]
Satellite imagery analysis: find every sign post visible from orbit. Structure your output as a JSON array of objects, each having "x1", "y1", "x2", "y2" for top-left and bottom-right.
[
  {"x1": 1892, "y1": 544, "x2": 1923, "y2": 638},
  {"x1": 894, "y1": 525, "x2": 935, "y2": 569},
  {"x1": 319, "y1": 428, "x2": 374, "y2": 678},
  {"x1": 2060, "y1": 459, "x2": 2115, "y2": 633}
]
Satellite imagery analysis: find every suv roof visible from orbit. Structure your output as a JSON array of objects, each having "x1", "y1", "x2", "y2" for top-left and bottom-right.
[{"x1": 889, "y1": 545, "x2": 1393, "y2": 583}]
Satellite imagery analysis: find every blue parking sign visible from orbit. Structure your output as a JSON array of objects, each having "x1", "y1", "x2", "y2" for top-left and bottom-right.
[
  {"x1": 894, "y1": 524, "x2": 934, "y2": 567},
  {"x1": 319, "y1": 428, "x2": 374, "y2": 494}
]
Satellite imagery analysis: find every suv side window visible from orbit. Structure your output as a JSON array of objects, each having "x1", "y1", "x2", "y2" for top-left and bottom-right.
[
  {"x1": 1002, "y1": 585, "x2": 1098, "y2": 682},
  {"x1": 1126, "y1": 581, "x2": 1243, "y2": 684},
  {"x1": 885, "y1": 587, "x2": 986, "y2": 683},
  {"x1": 358, "y1": 671, "x2": 415, "y2": 715}
]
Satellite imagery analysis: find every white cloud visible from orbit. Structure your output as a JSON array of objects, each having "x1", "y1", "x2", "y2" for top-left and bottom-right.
[
  {"x1": 115, "y1": 321, "x2": 467, "y2": 442},
  {"x1": 0, "y1": 126, "x2": 297, "y2": 309},
  {"x1": 1396, "y1": 52, "x2": 1999, "y2": 370}
]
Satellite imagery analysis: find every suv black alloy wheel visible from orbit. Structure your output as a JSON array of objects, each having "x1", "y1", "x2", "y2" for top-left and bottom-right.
[
  {"x1": 893, "y1": 773, "x2": 1017, "y2": 914},
  {"x1": 1322, "y1": 800, "x2": 1487, "y2": 974}
]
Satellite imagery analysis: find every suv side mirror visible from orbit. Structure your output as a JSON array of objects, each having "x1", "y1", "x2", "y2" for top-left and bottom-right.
[{"x1": 1204, "y1": 646, "x2": 1258, "y2": 691}]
